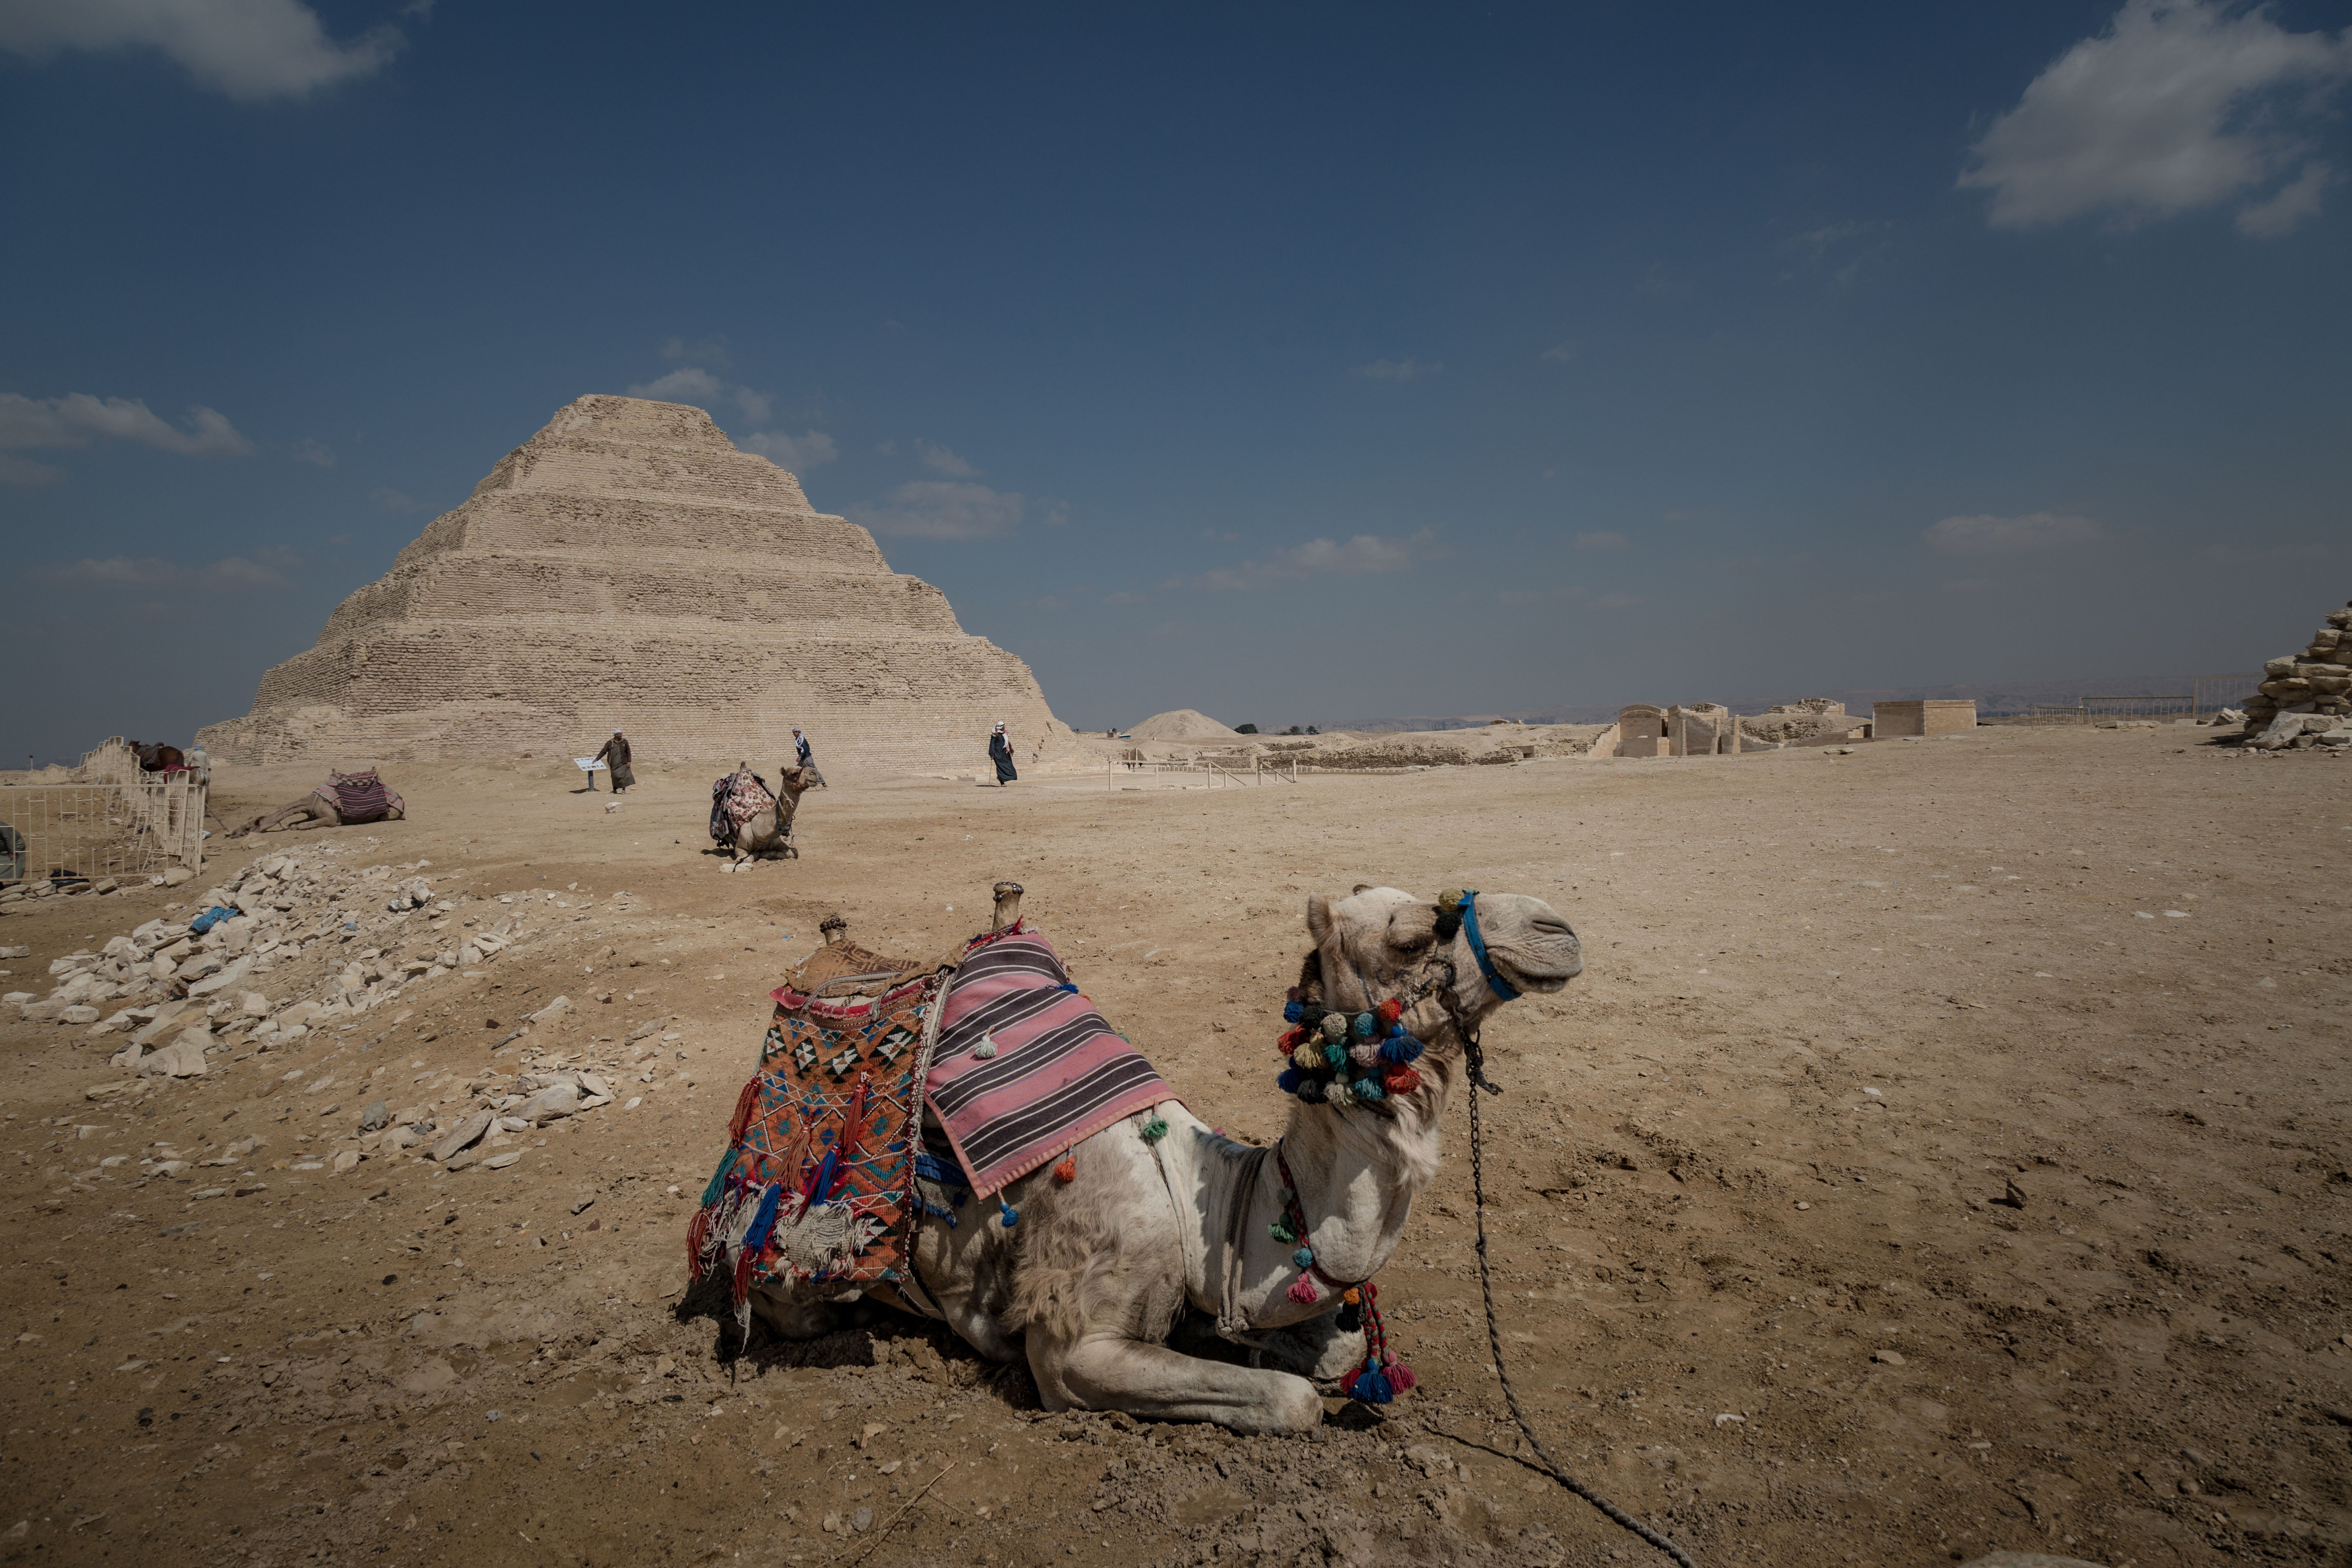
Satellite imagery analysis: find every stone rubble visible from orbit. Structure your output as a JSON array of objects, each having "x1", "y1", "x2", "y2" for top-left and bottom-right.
[{"x1": 2241, "y1": 599, "x2": 2352, "y2": 752}]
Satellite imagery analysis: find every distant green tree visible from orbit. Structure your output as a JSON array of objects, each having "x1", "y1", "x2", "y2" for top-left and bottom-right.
[
  {"x1": 1235, "y1": 723, "x2": 1258, "y2": 734},
  {"x1": 1306, "y1": 725, "x2": 1319, "y2": 735},
  {"x1": 1285, "y1": 725, "x2": 1304, "y2": 735}
]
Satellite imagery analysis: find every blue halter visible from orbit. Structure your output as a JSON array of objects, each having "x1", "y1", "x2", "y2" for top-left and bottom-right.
[{"x1": 1457, "y1": 889, "x2": 1519, "y2": 1002}]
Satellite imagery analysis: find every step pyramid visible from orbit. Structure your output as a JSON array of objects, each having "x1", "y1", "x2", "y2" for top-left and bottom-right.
[{"x1": 199, "y1": 396, "x2": 1071, "y2": 777}]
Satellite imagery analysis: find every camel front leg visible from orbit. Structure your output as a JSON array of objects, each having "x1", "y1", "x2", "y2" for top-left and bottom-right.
[{"x1": 1029, "y1": 1331, "x2": 1323, "y2": 1434}]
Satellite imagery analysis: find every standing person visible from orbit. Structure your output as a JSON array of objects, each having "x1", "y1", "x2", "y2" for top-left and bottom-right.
[
  {"x1": 790, "y1": 726, "x2": 826, "y2": 788},
  {"x1": 594, "y1": 730, "x2": 634, "y2": 794},
  {"x1": 988, "y1": 721, "x2": 1018, "y2": 786}
]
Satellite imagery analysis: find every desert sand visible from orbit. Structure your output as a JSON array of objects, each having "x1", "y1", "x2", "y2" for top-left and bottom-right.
[{"x1": 1, "y1": 727, "x2": 2346, "y2": 1568}]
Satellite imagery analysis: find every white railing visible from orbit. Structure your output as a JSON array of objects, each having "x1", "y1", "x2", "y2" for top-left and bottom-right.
[{"x1": 0, "y1": 739, "x2": 205, "y2": 886}]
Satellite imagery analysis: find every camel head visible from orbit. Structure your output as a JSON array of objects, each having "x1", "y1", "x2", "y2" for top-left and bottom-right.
[
  {"x1": 1283, "y1": 886, "x2": 1580, "y2": 1112},
  {"x1": 1307, "y1": 884, "x2": 1580, "y2": 1018}
]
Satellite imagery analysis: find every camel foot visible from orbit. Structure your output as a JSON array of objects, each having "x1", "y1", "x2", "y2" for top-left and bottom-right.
[{"x1": 1029, "y1": 1332, "x2": 1323, "y2": 1434}]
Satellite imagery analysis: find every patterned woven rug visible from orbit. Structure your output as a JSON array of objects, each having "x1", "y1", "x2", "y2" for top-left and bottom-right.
[
  {"x1": 926, "y1": 923, "x2": 1175, "y2": 1197},
  {"x1": 688, "y1": 945, "x2": 943, "y2": 1307}
]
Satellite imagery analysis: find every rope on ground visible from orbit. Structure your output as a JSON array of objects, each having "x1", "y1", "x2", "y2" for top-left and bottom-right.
[
  {"x1": 835, "y1": 1463, "x2": 947, "y2": 1568},
  {"x1": 1465, "y1": 1058, "x2": 1696, "y2": 1568}
]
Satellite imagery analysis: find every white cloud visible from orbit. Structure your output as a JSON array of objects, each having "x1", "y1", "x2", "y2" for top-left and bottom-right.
[
  {"x1": 41, "y1": 544, "x2": 296, "y2": 592},
  {"x1": 1540, "y1": 340, "x2": 1580, "y2": 364},
  {"x1": 0, "y1": 392, "x2": 254, "y2": 457},
  {"x1": 850, "y1": 481, "x2": 1045, "y2": 541},
  {"x1": 0, "y1": 454, "x2": 65, "y2": 487},
  {"x1": 2236, "y1": 159, "x2": 2335, "y2": 234},
  {"x1": 739, "y1": 430, "x2": 838, "y2": 472},
  {"x1": 1959, "y1": 0, "x2": 2352, "y2": 234},
  {"x1": 628, "y1": 367, "x2": 724, "y2": 402},
  {"x1": 370, "y1": 487, "x2": 422, "y2": 514},
  {"x1": 628, "y1": 364, "x2": 775, "y2": 429},
  {"x1": 1923, "y1": 512, "x2": 2108, "y2": 554},
  {"x1": 1572, "y1": 530, "x2": 1628, "y2": 551},
  {"x1": 1197, "y1": 531, "x2": 1438, "y2": 591},
  {"x1": 1355, "y1": 358, "x2": 1441, "y2": 383},
  {"x1": 0, "y1": 0, "x2": 407, "y2": 100},
  {"x1": 291, "y1": 437, "x2": 335, "y2": 468},
  {"x1": 916, "y1": 440, "x2": 978, "y2": 477}
]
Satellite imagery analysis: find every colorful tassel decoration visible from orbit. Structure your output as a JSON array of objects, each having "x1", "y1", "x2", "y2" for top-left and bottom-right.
[
  {"x1": 1352, "y1": 1011, "x2": 1375, "y2": 1038},
  {"x1": 1286, "y1": 1275, "x2": 1321, "y2": 1305},
  {"x1": 698, "y1": 1147, "x2": 738, "y2": 1208},
  {"x1": 1054, "y1": 1157, "x2": 1076, "y2": 1182},
  {"x1": 1379, "y1": 1033, "x2": 1423, "y2": 1065},
  {"x1": 1383, "y1": 1065, "x2": 1422, "y2": 1095},
  {"x1": 1140, "y1": 1114, "x2": 1169, "y2": 1141},
  {"x1": 998, "y1": 1196, "x2": 1020, "y2": 1227},
  {"x1": 1276, "y1": 1067, "x2": 1303, "y2": 1094},
  {"x1": 1388, "y1": 1363, "x2": 1418, "y2": 1391},
  {"x1": 725, "y1": 1077, "x2": 762, "y2": 1145},
  {"x1": 1350, "y1": 1040, "x2": 1382, "y2": 1068},
  {"x1": 1326, "y1": 1079, "x2": 1356, "y2": 1108},
  {"x1": 1319, "y1": 1012, "x2": 1348, "y2": 1042},
  {"x1": 1354, "y1": 1077, "x2": 1385, "y2": 1102},
  {"x1": 1296, "y1": 1079, "x2": 1326, "y2": 1103},
  {"x1": 1292, "y1": 1245, "x2": 1316, "y2": 1268},
  {"x1": 1282, "y1": 1000, "x2": 1305, "y2": 1024},
  {"x1": 1292, "y1": 1044, "x2": 1323, "y2": 1071},
  {"x1": 1376, "y1": 997, "x2": 1403, "y2": 1025},
  {"x1": 1269, "y1": 1217, "x2": 1296, "y2": 1244},
  {"x1": 1322, "y1": 1042, "x2": 1348, "y2": 1067}
]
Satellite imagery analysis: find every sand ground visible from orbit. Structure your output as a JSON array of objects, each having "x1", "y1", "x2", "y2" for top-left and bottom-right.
[{"x1": 1, "y1": 728, "x2": 2346, "y2": 1568}]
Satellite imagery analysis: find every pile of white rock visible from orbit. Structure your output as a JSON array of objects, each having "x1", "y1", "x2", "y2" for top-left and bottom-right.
[
  {"x1": 6, "y1": 846, "x2": 541, "y2": 1080},
  {"x1": 2244, "y1": 600, "x2": 2352, "y2": 752}
]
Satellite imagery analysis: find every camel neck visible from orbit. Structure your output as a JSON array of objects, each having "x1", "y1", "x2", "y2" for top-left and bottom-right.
[{"x1": 1272, "y1": 1091, "x2": 1447, "y2": 1287}]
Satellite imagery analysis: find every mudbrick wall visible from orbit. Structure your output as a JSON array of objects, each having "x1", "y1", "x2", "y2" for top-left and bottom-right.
[{"x1": 199, "y1": 396, "x2": 1072, "y2": 776}]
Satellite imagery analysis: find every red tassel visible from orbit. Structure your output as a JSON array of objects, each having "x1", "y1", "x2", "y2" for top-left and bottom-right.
[
  {"x1": 686, "y1": 1203, "x2": 713, "y2": 1278},
  {"x1": 1054, "y1": 1157, "x2": 1076, "y2": 1182},
  {"x1": 1286, "y1": 1275, "x2": 1320, "y2": 1305},
  {"x1": 1383, "y1": 1066, "x2": 1421, "y2": 1094},
  {"x1": 726, "y1": 1077, "x2": 762, "y2": 1145},
  {"x1": 1388, "y1": 1362, "x2": 1417, "y2": 1391},
  {"x1": 1339, "y1": 1366, "x2": 1361, "y2": 1395},
  {"x1": 1276, "y1": 1027, "x2": 1306, "y2": 1052},
  {"x1": 1376, "y1": 997, "x2": 1403, "y2": 1025}
]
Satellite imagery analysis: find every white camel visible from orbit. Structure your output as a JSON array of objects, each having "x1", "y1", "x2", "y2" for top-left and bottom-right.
[{"x1": 748, "y1": 882, "x2": 1581, "y2": 1433}]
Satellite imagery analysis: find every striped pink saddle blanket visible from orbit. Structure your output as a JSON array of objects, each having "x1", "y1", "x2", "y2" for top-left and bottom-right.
[{"x1": 925, "y1": 924, "x2": 1174, "y2": 1197}]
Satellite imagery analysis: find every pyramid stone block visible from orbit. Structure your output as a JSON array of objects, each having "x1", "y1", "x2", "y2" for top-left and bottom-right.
[{"x1": 198, "y1": 396, "x2": 1071, "y2": 777}]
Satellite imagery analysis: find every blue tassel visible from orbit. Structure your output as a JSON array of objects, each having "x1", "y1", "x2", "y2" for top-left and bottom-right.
[
  {"x1": 1322, "y1": 1043, "x2": 1348, "y2": 1068},
  {"x1": 1352, "y1": 1367, "x2": 1394, "y2": 1405},
  {"x1": 1293, "y1": 1246, "x2": 1315, "y2": 1268},
  {"x1": 1276, "y1": 1066, "x2": 1303, "y2": 1094},
  {"x1": 1354, "y1": 1077, "x2": 1386, "y2": 1101},
  {"x1": 1380, "y1": 1034, "x2": 1423, "y2": 1065},
  {"x1": 698, "y1": 1147, "x2": 738, "y2": 1207},
  {"x1": 741, "y1": 1183, "x2": 786, "y2": 1258},
  {"x1": 1386, "y1": 1020, "x2": 1405, "y2": 1039},
  {"x1": 1352, "y1": 1011, "x2": 1375, "y2": 1039},
  {"x1": 998, "y1": 1196, "x2": 1019, "y2": 1227},
  {"x1": 1057, "y1": 982, "x2": 1080, "y2": 994},
  {"x1": 1282, "y1": 1000, "x2": 1305, "y2": 1024}
]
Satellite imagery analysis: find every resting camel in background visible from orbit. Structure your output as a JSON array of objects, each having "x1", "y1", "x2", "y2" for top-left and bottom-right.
[
  {"x1": 227, "y1": 786, "x2": 405, "y2": 839},
  {"x1": 729, "y1": 765, "x2": 815, "y2": 864},
  {"x1": 748, "y1": 882, "x2": 1581, "y2": 1432}
]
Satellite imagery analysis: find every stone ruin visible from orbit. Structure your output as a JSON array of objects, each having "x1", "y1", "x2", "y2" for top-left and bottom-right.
[
  {"x1": 1611, "y1": 700, "x2": 1864, "y2": 756},
  {"x1": 199, "y1": 396, "x2": 1072, "y2": 778},
  {"x1": 2242, "y1": 598, "x2": 2352, "y2": 751}
]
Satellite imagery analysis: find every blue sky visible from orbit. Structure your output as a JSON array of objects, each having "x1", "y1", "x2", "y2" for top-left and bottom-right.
[{"x1": 3, "y1": 0, "x2": 2348, "y2": 757}]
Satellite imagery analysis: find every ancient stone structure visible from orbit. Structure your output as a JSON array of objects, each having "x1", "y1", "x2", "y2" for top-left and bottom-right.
[
  {"x1": 2242, "y1": 598, "x2": 2352, "y2": 749},
  {"x1": 200, "y1": 397, "x2": 1072, "y2": 777},
  {"x1": 1871, "y1": 700, "x2": 1976, "y2": 737}
]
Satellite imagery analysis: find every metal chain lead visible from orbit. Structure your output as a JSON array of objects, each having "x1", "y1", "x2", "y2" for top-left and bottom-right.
[{"x1": 1463, "y1": 1038, "x2": 1696, "y2": 1568}]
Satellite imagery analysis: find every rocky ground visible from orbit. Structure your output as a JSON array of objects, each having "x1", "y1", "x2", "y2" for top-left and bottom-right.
[{"x1": 1, "y1": 731, "x2": 2346, "y2": 1568}]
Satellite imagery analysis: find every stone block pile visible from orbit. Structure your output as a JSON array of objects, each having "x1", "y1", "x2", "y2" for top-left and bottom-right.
[{"x1": 2243, "y1": 599, "x2": 2352, "y2": 752}]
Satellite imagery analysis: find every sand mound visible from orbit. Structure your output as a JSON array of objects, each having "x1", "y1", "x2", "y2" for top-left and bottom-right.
[{"x1": 1127, "y1": 709, "x2": 1241, "y2": 741}]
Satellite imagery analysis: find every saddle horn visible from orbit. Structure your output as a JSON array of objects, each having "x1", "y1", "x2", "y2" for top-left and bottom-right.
[{"x1": 819, "y1": 913, "x2": 848, "y2": 945}]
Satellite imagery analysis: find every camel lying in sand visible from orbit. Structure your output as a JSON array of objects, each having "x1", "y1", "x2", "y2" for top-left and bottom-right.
[
  {"x1": 749, "y1": 882, "x2": 1581, "y2": 1432},
  {"x1": 729, "y1": 766, "x2": 815, "y2": 864},
  {"x1": 227, "y1": 787, "x2": 405, "y2": 839}
]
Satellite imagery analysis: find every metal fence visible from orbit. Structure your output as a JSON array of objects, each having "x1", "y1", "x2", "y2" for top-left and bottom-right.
[
  {"x1": 2024, "y1": 676, "x2": 2261, "y2": 725},
  {"x1": 0, "y1": 739, "x2": 206, "y2": 885},
  {"x1": 1107, "y1": 757, "x2": 1302, "y2": 789}
]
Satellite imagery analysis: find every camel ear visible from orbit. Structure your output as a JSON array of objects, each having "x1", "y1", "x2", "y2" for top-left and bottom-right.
[
  {"x1": 1306, "y1": 893, "x2": 1336, "y2": 944},
  {"x1": 1352, "y1": 883, "x2": 1373, "y2": 895}
]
